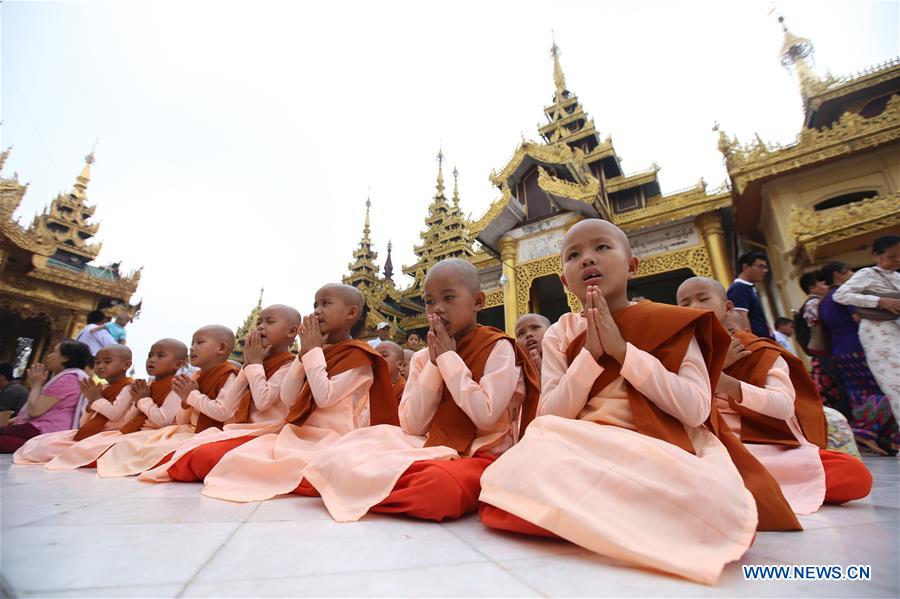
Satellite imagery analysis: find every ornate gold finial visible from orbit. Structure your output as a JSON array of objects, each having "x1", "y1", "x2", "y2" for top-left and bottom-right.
[
  {"x1": 256, "y1": 286, "x2": 264, "y2": 309},
  {"x1": 550, "y1": 33, "x2": 567, "y2": 100},
  {"x1": 364, "y1": 192, "x2": 372, "y2": 231},
  {"x1": 776, "y1": 14, "x2": 819, "y2": 97},
  {"x1": 0, "y1": 147, "x2": 11, "y2": 171},
  {"x1": 452, "y1": 166, "x2": 460, "y2": 206},
  {"x1": 435, "y1": 147, "x2": 445, "y2": 196},
  {"x1": 72, "y1": 149, "x2": 95, "y2": 199}
]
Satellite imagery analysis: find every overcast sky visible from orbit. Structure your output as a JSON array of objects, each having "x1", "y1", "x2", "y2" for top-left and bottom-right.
[{"x1": 3, "y1": 0, "x2": 897, "y2": 375}]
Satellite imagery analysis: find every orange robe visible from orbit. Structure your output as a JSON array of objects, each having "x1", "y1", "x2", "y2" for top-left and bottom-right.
[
  {"x1": 12, "y1": 378, "x2": 134, "y2": 465},
  {"x1": 140, "y1": 352, "x2": 294, "y2": 483},
  {"x1": 199, "y1": 340, "x2": 398, "y2": 502},
  {"x1": 722, "y1": 330, "x2": 872, "y2": 511},
  {"x1": 96, "y1": 363, "x2": 240, "y2": 478},
  {"x1": 479, "y1": 304, "x2": 760, "y2": 585},
  {"x1": 302, "y1": 325, "x2": 540, "y2": 522}
]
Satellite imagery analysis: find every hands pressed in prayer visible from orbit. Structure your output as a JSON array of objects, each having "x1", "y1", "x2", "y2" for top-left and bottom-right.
[
  {"x1": 528, "y1": 348, "x2": 542, "y2": 373},
  {"x1": 243, "y1": 331, "x2": 266, "y2": 365},
  {"x1": 26, "y1": 363, "x2": 49, "y2": 388},
  {"x1": 427, "y1": 314, "x2": 456, "y2": 365},
  {"x1": 582, "y1": 286, "x2": 626, "y2": 364},
  {"x1": 79, "y1": 378, "x2": 104, "y2": 410},
  {"x1": 173, "y1": 374, "x2": 199, "y2": 408},
  {"x1": 131, "y1": 379, "x2": 151, "y2": 400},
  {"x1": 298, "y1": 314, "x2": 326, "y2": 358}
]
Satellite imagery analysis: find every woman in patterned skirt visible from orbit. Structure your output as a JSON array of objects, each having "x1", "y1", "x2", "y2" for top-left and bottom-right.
[{"x1": 820, "y1": 261, "x2": 898, "y2": 455}]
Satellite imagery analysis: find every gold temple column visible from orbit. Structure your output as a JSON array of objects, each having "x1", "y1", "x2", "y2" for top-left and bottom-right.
[
  {"x1": 697, "y1": 212, "x2": 733, "y2": 288},
  {"x1": 499, "y1": 237, "x2": 519, "y2": 336}
]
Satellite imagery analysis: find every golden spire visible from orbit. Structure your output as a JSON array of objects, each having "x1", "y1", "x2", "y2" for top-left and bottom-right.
[
  {"x1": 452, "y1": 166, "x2": 460, "y2": 207},
  {"x1": 550, "y1": 34, "x2": 567, "y2": 100},
  {"x1": 343, "y1": 195, "x2": 380, "y2": 287},
  {"x1": 384, "y1": 239, "x2": 394, "y2": 281},
  {"x1": 435, "y1": 147, "x2": 445, "y2": 196},
  {"x1": 0, "y1": 147, "x2": 10, "y2": 171},
  {"x1": 363, "y1": 193, "x2": 372, "y2": 238},
  {"x1": 72, "y1": 151, "x2": 95, "y2": 200},
  {"x1": 776, "y1": 15, "x2": 819, "y2": 97}
]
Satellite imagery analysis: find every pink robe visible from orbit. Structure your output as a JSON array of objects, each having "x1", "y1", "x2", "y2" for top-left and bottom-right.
[
  {"x1": 138, "y1": 361, "x2": 291, "y2": 482},
  {"x1": 719, "y1": 356, "x2": 826, "y2": 515},
  {"x1": 302, "y1": 341, "x2": 525, "y2": 522},
  {"x1": 479, "y1": 313, "x2": 756, "y2": 586},
  {"x1": 13, "y1": 383, "x2": 133, "y2": 465},
  {"x1": 200, "y1": 348, "x2": 374, "y2": 502},
  {"x1": 96, "y1": 373, "x2": 239, "y2": 478},
  {"x1": 44, "y1": 388, "x2": 181, "y2": 471}
]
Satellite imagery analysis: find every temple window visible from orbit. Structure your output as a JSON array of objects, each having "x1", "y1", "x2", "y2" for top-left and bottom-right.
[{"x1": 813, "y1": 190, "x2": 877, "y2": 211}]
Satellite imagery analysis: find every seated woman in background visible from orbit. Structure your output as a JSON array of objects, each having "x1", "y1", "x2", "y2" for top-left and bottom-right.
[
  {"x1": 820, "y1": 261, "x2": 898, "y2": 456},
  {"x1": 0, "y1": 341, "x2": 92, "y2": 453}
]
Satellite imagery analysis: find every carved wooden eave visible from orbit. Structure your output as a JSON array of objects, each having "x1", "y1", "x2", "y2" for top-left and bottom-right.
[
  {"x1": 30, "y1": 211, "x2": 103, "y2": 260},
  {"x1": 805, "y1": 58, "x2": 900, "y2": 115},
  {"x1": 613, "y1": 186, "x2": 732, "y2": 233},
  {"x1": 725, "y1": 94, "x2": 900, "y2": 191},
  {"x1": 582, "y1": 136, "x2": 617, "y2": 163},
  {"x1": 535, "y1": 166, "x2": 612, "y2": 220},
  {"x1": 29, "y1": 256, "x2": 142, "y2": 297},
  {"x1": 1, "y1": 216, "x2": 57, "y2": 257},
  {"x1": 489, "y1": 141, "x2": 591, "y2": 188},
  {"x1": 469, "y1": 186, "x2": 528, "y2": 252},
  {"x1": 605, "y1": 168, "x2": 661, "y2": 195},
  {"x1": 723, "y1": 94, "x2": 900, "y2": 233},
  {"x1": 789, "y1": 193, "x2": 900, "y2": 264}
]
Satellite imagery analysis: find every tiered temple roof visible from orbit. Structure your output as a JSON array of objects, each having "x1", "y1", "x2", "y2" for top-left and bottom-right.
[{"x1": 402, "y1": 150, "x2": 475, "y2": 294}]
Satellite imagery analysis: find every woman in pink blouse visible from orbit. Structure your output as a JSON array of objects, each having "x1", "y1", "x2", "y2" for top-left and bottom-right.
[{"x1": 0, "y1": 340, "x2": 92, "y2": 453}]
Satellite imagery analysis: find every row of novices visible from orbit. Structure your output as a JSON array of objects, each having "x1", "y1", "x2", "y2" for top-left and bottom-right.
[{"x1": 13, "y1": 219, "x2": 873, "y2": 585}]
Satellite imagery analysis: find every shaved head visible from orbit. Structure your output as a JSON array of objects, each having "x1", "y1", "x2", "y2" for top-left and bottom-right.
[
  {"x1": 262, "y1": 304, "x2": 302, "y2": 325},
  {"x1": 376, "y1": 340, "x2": 404, "y2": 362},
  {"x1": 317, "y1": 283, "x2": 365, "y2": 310},
  {"x1": 516, "y1": 313, "x2": 550, "y2": 329},
  {"x1": 562, "y1": 219, "x2": 631, "y2": 259},
  {"x1": 97, "y1": 344, "x2": 132, "y2": 361},
  {"x1": 152, "y1": 338, "x2": 188, "y2": 360},
  {"x1": 195, "y1": 325, "x2": 236, "y2": 347},
  {"x1": 425, "y1": 258, "x2": 480, "y2": 294},
  {"x1": 677, "y1": 276, "x2": 726, "y2": 301},
  {"x1": 404, "y1": 349, "x2": 415, "y2": 362}
]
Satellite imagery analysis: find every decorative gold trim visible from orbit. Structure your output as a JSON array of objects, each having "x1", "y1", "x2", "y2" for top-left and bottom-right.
[
  {"x1": 613, "y1": 188, "x2": 732, "y2": 232},
  {"x1": 484, "y1": 289, "x2": 504, "y2": 309},
  {"x1": 636, "y1": 245, "x2": 713, "y2": 279},
  {"x1": 723, "y1": 94, "x2": 900, "y2": 193},
  {"x1": 489, "y1": 141, "x2": 586, "y2": 187},
  {"x1": 536, "y1": 166, "x2": 600, "y2": 201},
  {"x1": 807, "y1": 58, "x2": 900, "y2": 111},
  {"x1": 789, "y1": 193, "x2": 900, "y2": 262},
  {"x1": 605, "y1": 168, "x2": 659, "y2": 194}
]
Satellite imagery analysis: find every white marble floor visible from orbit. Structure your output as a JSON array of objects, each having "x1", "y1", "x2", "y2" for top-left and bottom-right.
[{"x1": 1, "y1": 454, "x2": 897, "y2": 598}]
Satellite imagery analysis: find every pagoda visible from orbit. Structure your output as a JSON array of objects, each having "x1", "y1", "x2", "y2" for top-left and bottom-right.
[
  {"x1": 0, "y1": 151, "x2": 141, "y2": 368},
  {"x1": 346, "y1": 39, "x2": 734, "y2": 337},
  {"x1": 401, "y1": 149, "x2": 475, "y2": 296},
  {"x1": 716, "y1": 16, "x2": 900, "y2": 318},
  {"x1": 470, "y1": 40, "x2": 732, "y2": 332}
]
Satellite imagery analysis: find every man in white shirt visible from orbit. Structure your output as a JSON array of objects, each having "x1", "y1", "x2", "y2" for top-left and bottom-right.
[
  {"x1": 368, "y1": 322, "x2": 391, "y2": 347},
  {"x1": 75, "y1": 310, "x2": 118, "y2": 356}
]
